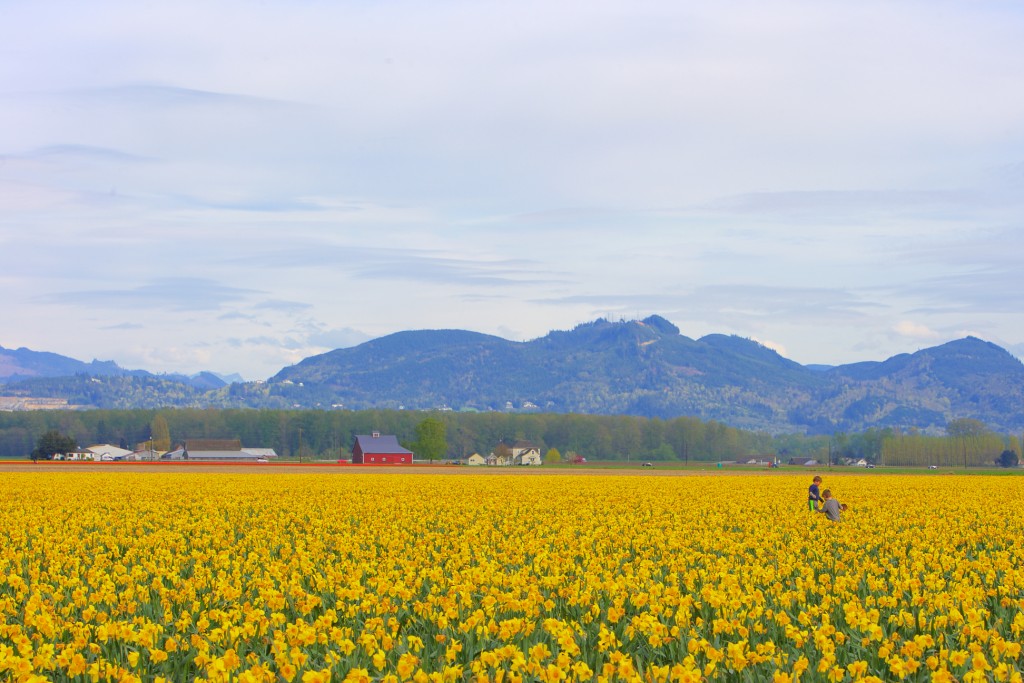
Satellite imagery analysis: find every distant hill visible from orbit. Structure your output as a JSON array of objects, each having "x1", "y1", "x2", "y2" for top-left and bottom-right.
[
  {"x1": 4, "y1": 317, "x2": 1024, "y2": 433},
  {"x1": 0, "y1": 345, "x2": 228, "y2": 392},
  {"x1": 270, "y1": 316, "x2": 1024, "y2": 433},
  {"x1": 0, "y1": 344, "x2": 138, "y2": 381}
]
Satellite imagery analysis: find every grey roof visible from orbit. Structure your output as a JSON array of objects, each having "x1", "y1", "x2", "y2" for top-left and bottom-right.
[
  {"x1": 185, "y1": 450, "x2": 265, "y2": 460},
  {"x1": 241, "y1": 448, "x2": 278, "y2": 457},
  {"x1": 355, "y1": 434, "x2": 414, "y2": 455}
]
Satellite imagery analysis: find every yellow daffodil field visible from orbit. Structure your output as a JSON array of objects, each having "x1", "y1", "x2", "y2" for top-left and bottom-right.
[{"x1": 2, "y1": 471, "x2": 1023, "y2": 683}]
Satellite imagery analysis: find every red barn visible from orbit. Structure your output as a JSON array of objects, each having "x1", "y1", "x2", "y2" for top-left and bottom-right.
[{"x1": 352, "y1": 432, "x2": 414, "y2": 464}]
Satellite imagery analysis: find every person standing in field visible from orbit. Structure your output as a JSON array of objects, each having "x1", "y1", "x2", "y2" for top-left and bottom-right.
[
  {"x1": 817, "y1": 489, "x2": 845, "y2": 521},
  {"x1": 808, "y1": 475, "x2": 823, "y2": 511}
]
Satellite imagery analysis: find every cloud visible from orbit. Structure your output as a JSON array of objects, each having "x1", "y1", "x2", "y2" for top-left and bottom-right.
[
  {"x1": 245, "y1": 245, "x2": 560, "y2": 287},
  {"x1": 899, "y1": 226, "x2": 1024, "y2": 271},
  {"x1": 2, "y1": 0, "x2": 1023, "y2": 377},
  {"x1": 751, "y1": 338, "x2": 788, "y2": 357},
  {"x1": 898, "y1": 270, "x2": 1024, "y2": 315},
  {"x1": 218, "y1": 311, "x2": 258, "y2": 322},
  {"x1": 705, "y1": 189, "x2": 976, "y2": 217},
  {"x1": 40, "y1": 278, "x2": 260, "y2": 311},
  {"x1": 253, "y1": 299, "x2": 313, "y2": 313},
  {"x1": 306, "y1": 327, "x2": 372, "y2": 350},
  {"x1": 64, "y1": 84, "x2": 300, "y2": 110},
  {"x1": 17, "y1": 143, "x2": 153, "y2": 163},
  {"x1": 1005, "y1": 342, "x2": 1024, "y2": 362},
  {"x1": 892, "y1": 321, "x2": 941, "y2": 341},
  {"x1": 535, "y1": 284, "x2": 881, "y2": 326},
  {"x1": 100, "y1": 322, "x2": 144, "y2": 330}
]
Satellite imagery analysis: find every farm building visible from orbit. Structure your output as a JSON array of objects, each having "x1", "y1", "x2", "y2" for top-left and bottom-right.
[
  {"x1": 162, "y1": 439, "x2": 277, "y2": 461},
  {"x1": 512, "y1": 440, "x2": 543, "y2": 466},
  {"x1": 85, "y1": 444, "x2": 134, "y2": 461},
  {"x1": 352, "y1": 432, "x2": 414, "y2": 464}
]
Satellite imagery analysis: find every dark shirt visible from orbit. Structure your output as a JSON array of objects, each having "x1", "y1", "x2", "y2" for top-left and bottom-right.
[{"x1": 808, "y1": 483, "x2": 822, "y2": 502}]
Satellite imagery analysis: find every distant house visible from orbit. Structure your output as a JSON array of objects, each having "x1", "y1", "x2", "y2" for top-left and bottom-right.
[
  {"x1": 787, "y1": 457, "x2": 819, "y2": 466},
  {"x1": 352, "y1": 432, "x2": 414, "y2": 464},
  {"x1": 466, "y1": 453, "x2": 486, "y2": 466},
  {"x1": 86, "y1": 444, "x2": 134, "y2": 461},
  {"x1": 162, "y1": 448, "x2": 186, "y2": 461},
  {"x1": 59, "y1": 449, "x2": 92, "y2": 461},
  {"x1": 511, "y1": 440, "x2": 543, "y2": 466},
  {"x1": 487, "y1": 451, "x2": 514, "y2": 467}
]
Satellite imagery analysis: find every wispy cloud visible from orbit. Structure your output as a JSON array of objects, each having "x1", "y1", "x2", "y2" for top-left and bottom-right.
[
  {"x1": 536, "y1": 285, "x2": 881, "y2": 325},
  {"x1": 40, "y1": 278, "x2": 260, "y2": 311},
  {"x1": 705, "y1": 189, "x2": 977, "y2": 217},
  {"x1": 100, "y1": 322, "x2": 144, "y2": 330},
  {"x1": 306, "y1": 327, "x2": 372, "y2": 350},
  {"x1": 63, "y1": 84, "x2": 301, "y2": 109},
  {"x1": 243, "y1": 245, "x2": 560, "y2": 287},
  {"x1": 16, "y1": 144, "x2": 153, "y2": 163},
  {"x1": 253, "y1": 299, "x2": 313, "y2": 313},
  {"x1": 892, "y1": 320, "x2": 941, "y2": 341}
]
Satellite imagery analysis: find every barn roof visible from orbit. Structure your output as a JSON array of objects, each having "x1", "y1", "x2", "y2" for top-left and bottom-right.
[
  {"x1": 184, "y1": 438, "x2": 242, "y2": 451},
  {"x1": 355, "y1": 434, "x2": 413, "y2": 455},
  {"x1": 185, "y1": 450, "x2": 262, "y2": 460}
]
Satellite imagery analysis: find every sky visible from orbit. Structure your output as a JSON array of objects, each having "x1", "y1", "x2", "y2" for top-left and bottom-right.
[{"x1": 2, "y1": 0, "x2": 1023, "y2": 380}]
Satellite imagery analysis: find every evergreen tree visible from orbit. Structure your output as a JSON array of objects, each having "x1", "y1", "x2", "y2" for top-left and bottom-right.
[
  {"x1": 31, "y1": 430, "x2": 77, "y2": 461},
  {"x1": 997, "y1": 449, "x2": 1019, "y2": 468}
]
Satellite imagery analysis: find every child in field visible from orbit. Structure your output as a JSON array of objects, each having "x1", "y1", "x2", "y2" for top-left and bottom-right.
[
  {"x1": 808, "y1": 475, "x2": 823, "y2": 511},
  {"x1": 817, "y1": 489, "x2": 847, "y2": 522}
]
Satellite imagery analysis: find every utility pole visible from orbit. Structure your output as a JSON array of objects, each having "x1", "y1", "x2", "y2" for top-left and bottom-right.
[{"x1": 298, "y1": 427, "x2": 303, "y2": 464}]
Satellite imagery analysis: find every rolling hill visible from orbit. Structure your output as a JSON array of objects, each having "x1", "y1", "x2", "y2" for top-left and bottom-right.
[
  {"x1": 270, "y1": 316, "x2": 1024, "y2": 433},
  {"x1": 4, "y1": 316, "x2": 1024, "y2": 434}
]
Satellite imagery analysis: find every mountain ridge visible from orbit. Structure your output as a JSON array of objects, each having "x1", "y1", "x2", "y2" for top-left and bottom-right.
[
  {"x1": 269, "y1": 316, "x2": 1024, "y2": 433},
  {"x1": 3, "y1": 317, "x2": 1023, "y2": 434}
]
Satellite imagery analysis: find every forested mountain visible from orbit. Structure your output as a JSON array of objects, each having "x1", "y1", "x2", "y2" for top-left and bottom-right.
[
  {"x1": 4, "y1": 316, "x2": 1024, "y2": 434},
  {"x1": 0, "y1": 345, "x2": 227, "y2": 393},
  {"x1": 0, "y1": 344, "x2": 138, "y2": 380},
  {"x1": 270, "y1": 316, "x2": 1024, "y2": 433}
]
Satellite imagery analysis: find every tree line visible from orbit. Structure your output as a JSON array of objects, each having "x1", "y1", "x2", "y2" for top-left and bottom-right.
[
  {"x1": 3, "y1": 408, "x2": 784, "y2": 462},
  {"x1": 880, "y1": 418, "x2": 1020, "y2": 467},
  {"x1": 2, "y1": 409, "x2": 1019, "y2": 466}
]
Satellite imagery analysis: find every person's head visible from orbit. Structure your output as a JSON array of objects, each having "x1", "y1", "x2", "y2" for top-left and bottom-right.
[
  {"x1": 813, "y1": 476, "x2": 822, "y2": 484},
  {"x1": 821, "y1": 489, "x2": 832, "y2": 499}
]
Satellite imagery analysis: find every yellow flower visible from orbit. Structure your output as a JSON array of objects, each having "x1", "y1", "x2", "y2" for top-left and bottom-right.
[
  {"x1": 302, "y1": 670, "x2": 332, "y2": 683},
  {"x1": 280, "y1": 662, "x2": 298, "y2": 682}
]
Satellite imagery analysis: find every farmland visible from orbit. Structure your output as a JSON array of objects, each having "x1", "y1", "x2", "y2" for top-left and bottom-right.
[{"x1": 1, "y1": 470, "x2": 1022, "y2": 682}]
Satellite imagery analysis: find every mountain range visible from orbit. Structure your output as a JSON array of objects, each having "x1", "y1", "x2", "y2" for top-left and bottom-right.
[{"x1": 3, "y1": 315, "x2": 1024, "y2": 434}]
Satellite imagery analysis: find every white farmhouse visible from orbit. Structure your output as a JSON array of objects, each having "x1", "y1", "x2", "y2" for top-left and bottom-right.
[{"x1": 512, "y1": 440, "x2": 543, "y2": 466}]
